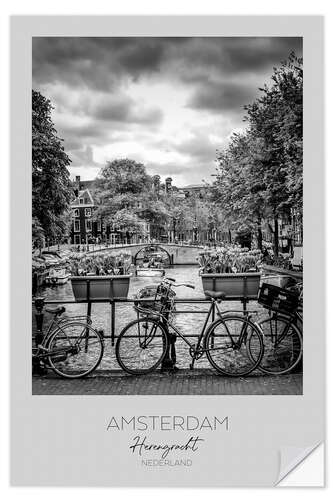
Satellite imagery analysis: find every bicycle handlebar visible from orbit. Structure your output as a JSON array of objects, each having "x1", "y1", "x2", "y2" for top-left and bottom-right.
[{"x1": 163, "y1": 277, "x2": 195, "y2": 289}]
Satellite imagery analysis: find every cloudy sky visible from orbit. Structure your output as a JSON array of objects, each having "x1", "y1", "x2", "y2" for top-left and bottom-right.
[{"x1": 32, "y1": 37, "x2": 302, "y2": 187}]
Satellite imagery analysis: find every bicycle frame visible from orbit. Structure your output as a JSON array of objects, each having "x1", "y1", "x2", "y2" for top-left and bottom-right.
[
  {"x1": 34, "y1": 316, "x2": 92, "y2": 359},
  {"x1": 263, "y1": 309, "x2": 303, "y2": 347},
  {"x1": 147, "y1": 294, "x2": 255, "y2": 358}
]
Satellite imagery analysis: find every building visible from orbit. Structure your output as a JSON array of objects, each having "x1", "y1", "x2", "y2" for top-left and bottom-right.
[
  {"x1": 70, "y1": 176, "x2": 98, "y2": 245},
  {"x1": 70, "y1": 176, "x2": 151, "y2": 245}
]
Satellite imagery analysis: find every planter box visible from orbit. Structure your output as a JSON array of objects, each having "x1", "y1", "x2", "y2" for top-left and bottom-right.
[
  {"x1": 201, "y1": 273, "x2": 261, "y2": 299},
  {"x1": 71, "y1": 275, "x2": 131, "y2": 302}
]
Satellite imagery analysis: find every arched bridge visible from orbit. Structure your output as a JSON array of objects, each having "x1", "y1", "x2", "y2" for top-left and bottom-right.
[{"x1": 88, "y1": 243, "x2": 204, "y2": 265}]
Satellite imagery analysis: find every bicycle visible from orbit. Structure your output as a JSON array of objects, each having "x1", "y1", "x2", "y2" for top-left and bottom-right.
[
  {"x1": 253, "y1": 282, "x2": 303, "y2": 375},
  {"x1": 115, "y1": 277, "x2": 264, "y2": 377},
  {"x1": 32, "y1": 303, "x2": 104, "y2": 378}
]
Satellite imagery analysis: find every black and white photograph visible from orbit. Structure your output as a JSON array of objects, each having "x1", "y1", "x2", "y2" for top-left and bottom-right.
[{"x1": 31, "y1": 36, "x2": 303, "y2": 396}]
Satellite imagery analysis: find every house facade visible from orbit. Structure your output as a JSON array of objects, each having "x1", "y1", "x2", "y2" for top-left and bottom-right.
[{"x1": 70, "y1": 177, "x2": 98, "y2": 245}]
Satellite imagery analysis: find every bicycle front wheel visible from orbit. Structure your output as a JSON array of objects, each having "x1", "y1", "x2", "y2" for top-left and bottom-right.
[
  {"x1": 47, "y1": 322, "x2": 104, "y2": 378},
  {"x1": 257, "y1": 315, "x2": 303, "y2": 375},
  {"x1": 205, "y1": 315, "x2": 264, "y2": 376},
  {"x1": 116, "y1": 318, "x2": 168, "y2": 375}
]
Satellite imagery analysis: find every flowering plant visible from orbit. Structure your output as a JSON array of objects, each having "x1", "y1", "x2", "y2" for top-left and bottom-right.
[
  {"x1": 69, "y1": 251, "x2": 132, "y2": 276},
  {"x1": 197, "y1": 245, "x2": 262, "y2": 274}
]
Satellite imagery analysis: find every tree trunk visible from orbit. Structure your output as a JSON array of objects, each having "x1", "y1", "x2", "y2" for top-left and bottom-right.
[
  {"x1": 228, "y1": 230, "x2": 232, "y2": 243},
  {"x1": 257, "y1": 222, "x2": 263, "y2": 251},
  {"x1": 273, "y1": 217, "x2": 279, "y2": 256}
]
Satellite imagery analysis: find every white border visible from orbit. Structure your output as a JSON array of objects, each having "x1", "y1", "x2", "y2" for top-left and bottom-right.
[{"x1": 2, "y1": 1, "x2": 332, "y2": 497}]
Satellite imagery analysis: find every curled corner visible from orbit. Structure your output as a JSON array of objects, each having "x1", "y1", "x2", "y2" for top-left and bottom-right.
[{"x1": 275, "y1": 442, "x2": 322, "y2": 486}]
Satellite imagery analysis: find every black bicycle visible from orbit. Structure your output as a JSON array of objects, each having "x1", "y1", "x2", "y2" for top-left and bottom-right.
[
  {"x1": 115, "y1": 277, "x2": 264, "y2": 376},
  {"x1": 32, "y1": 305, "x2": 104, "y2": 378},
  {"x1": 254, "y1": 282, "x2": 303, "y2": 375}
]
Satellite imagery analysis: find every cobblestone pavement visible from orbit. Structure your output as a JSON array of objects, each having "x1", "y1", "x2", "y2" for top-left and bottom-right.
[{"x1": 32, "y1": 369, "x2": 302, "y2": 395}]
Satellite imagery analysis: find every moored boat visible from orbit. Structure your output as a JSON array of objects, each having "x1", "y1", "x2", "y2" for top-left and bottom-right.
[
  {"x1": 135, "y1": 267, "x2": 165, "y2": 278},
  {"x1": 45, "y1": 268, "x2": 71, "y2": 285}
]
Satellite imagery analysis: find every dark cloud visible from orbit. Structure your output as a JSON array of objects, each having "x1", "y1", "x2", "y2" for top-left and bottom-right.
[
  {"x1": 33, "y1": 36, "x2": 302, "y2": 91},
  {"x1": 154, "y1": 132, "x2": 217, "y2": 163},
  {"x1": 90, "y1": 95, "x2": 163, "y2": 125},
  {"x1": 59, "y1": 122, "x2": 109, "y2": 144},
  {"x1": 33, "y1": 37, "x2": 167, "y2": 91},
  {"x1": 187, "y1": 80, "x2": 258, "y2": 113}
]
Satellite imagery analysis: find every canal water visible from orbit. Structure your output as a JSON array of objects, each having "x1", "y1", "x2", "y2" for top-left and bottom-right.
[{"x1": 34, "y1": 265, "x2": 263, "y2": 371}]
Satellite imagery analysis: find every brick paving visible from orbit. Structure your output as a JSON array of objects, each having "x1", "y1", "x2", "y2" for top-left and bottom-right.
[{"x1": 32, "y1": 369, "x2": 302, "y2": 395}]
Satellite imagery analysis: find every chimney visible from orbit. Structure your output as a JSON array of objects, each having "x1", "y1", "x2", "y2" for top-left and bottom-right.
[
  {"x1": 73, "y1": 175, "x2": 81, "y2": 197},
  {"x1": 165, "y1": 177, "x2": 173, "y2": 194}
]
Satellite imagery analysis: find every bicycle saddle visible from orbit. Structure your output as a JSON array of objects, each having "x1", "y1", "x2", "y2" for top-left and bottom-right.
[
  {"x1": 204, "y1": 290, "x2": 226, "y2": 300},
  {"x1": 45, "y1": 306, "x2": 66, "y2": 315}
]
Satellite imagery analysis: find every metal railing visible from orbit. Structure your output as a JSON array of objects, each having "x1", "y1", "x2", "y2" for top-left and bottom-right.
[{"x1": 32, "y1": 295, "x2": 257, "y2": 347}]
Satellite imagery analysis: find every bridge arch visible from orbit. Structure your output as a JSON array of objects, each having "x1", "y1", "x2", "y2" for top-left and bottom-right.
[{"x1": 133, "y1": 244, "x2": 172, "y2": 266}]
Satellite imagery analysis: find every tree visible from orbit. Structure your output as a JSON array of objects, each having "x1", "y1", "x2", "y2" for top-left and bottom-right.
[
  {"x1": 213, "y1": 133, "x2": 268, "y2": 249},
  {"x1": 94, "y1": 159, "x2": 170, "y2": 239},
  {"x1": 112, "y1": 209, "x2": 148, "y2": 242},
  {"x1": 213, "y1": 53, "x2": 303, "y2": 254},
  {"x1": 96, "y1": 158, "x2": 151, "y2": 195},
  {"x1": 32, "y1": 216, "x2": 45, "y2": 250},
  {"x1": 32, "y1": 90, "x2": 72, "y2": 243}
]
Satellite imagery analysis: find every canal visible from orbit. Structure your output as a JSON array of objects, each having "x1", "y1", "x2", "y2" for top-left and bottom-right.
[{"x1": 34, "y1": 265, "x2": 262, "y2": 371}]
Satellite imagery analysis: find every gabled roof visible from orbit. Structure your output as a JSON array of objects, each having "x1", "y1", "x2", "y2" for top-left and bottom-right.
[{"x1": 71, "y1": 188, "x2": 94, "y2": 207}]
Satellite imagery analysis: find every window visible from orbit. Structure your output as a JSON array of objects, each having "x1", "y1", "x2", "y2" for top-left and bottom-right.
[
  {"x1": 86, "y1": 220, "x2": 92, "y2": 231},
  {"x1": 73, "y1": 209, "x2": 79, "y2": 217},
  {"x1": 97, "y1": 221, "x2": 101, "y2": 232},
  {"x1": 74, "y1": 220, "x2": 80, "y2": 232},
  {"x1": 79, "y1": 198, "x2": 84, "y2": 204},
  {"x1": 85, "y1": 208, "x2": 91, "y2": 217}
]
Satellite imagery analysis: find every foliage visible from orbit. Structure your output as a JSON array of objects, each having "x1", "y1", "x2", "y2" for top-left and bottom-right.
[
  {"x1": 32, "y1": 216, "x2": 45, "y2": 249},
  {"x1": 212, "y1": 53, "x2": 303, "y2": 254},
  {"x1": 69, "y1": 251, "x2": 132, "y2": 276},
  {"x1": 97, "y1": 158, "x2": 151, "y2": 194},
  {"x1": 94, "y1": 158, "x2": 170, "y2": 232},
  {"x1": 32, "y1": 90, "x2": 72, "y2": 242},
  {"x1": 112, "y1": 209, "x2": 148, "y2": 236},
  {"x1": 197, "y1": 245, "x2": 263, "y2": 274}
]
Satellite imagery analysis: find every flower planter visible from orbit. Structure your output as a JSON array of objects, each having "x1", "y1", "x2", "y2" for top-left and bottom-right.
[
  {"x1": 71, "y1": 275, "x2": 131, "y2": 302},
  {"x1": 201, "y1": 272, "x2": 261, "y2": 299}
]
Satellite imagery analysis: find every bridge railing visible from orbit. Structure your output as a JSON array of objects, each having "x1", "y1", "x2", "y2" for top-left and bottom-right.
[{"x1": 32, "y1": 295, "x2": 256, "y2": 348}]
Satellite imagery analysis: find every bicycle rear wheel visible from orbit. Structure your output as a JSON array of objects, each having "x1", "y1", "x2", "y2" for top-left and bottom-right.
[
  {"x1": 116, "y1": 318, "x2": 168, "y2": 375},
  {"x1": 46, "y1": 322, "x2": 104, "y2": 378},
  {"x1": 205, "y1": 315, "x2": 264, "y2": 376},
  {"x1": 256, "y1": 315, "x2": 303, "y2": 375}
]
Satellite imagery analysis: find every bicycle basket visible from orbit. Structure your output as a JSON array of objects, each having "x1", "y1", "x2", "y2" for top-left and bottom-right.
[
  {"x1": 258, "y1": 283, "x2": 299, "y2": 314},
  {"x1": 134, "y1": 285, "x2": 176, "y2": 317}
]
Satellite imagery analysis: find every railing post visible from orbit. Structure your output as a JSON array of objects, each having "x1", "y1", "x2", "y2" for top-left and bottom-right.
[
  {"x1": 111, "y1": 301, "x2": 115, "y2": 346},
  {"x1": 34, "y1": 297, "x2": 45, "y2": 347},
  {"x1": 161, "y1": 312, "x2": 176, "y2": 371},
  {"x1": 33, "y1": 297, "x2": 46, "y2": 375},
  {"x1": 84, "y1": 280, "x2": 92, "y2": 352}
]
